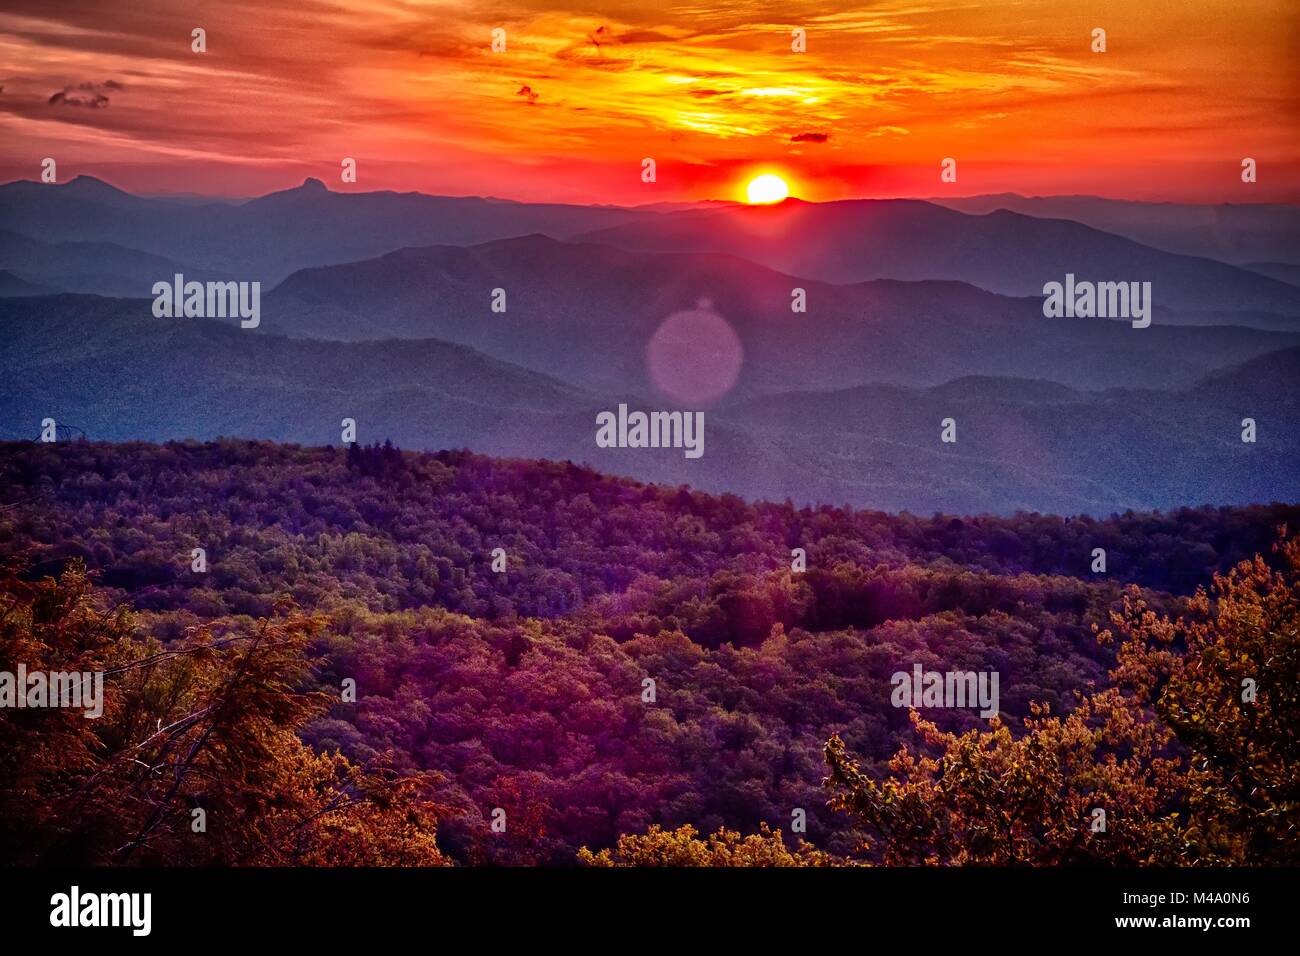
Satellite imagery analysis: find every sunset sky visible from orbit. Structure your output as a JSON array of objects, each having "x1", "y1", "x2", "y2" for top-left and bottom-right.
[{"x1": 0, "y1": 0, "x2": 1296, "y2": 203}]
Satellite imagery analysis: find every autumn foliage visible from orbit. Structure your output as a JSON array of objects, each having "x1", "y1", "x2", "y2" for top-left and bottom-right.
[
  {"x1": 0, "y1": 561, "x2": 448, "y2": 866},
  {"x1": 579, "y1": 823, "x2": 834, "y2": 867},
  {"x1": 1, "y1": 441, "x2": 1297, "y2": 865},
  {"x1": 824, "y1": 535, "x2": 1300, "y2": 865}
]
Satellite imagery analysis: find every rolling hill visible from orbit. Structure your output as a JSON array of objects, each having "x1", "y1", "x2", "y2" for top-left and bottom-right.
[
  {"x1": 932, "y1": 194, "x2": 1300, "y2": 267},
  {"x1": 6, "y1": 178, "x2": 1295, "y2": 326},
  {"x1": 0, "y1": 176, "x2": 659, "y2": 286},
  {"x1": 576, "y1": 199, "x2": 1300, "y2": 318},
  {"x1": 263, "y1": 234, "x2": 1300, "y2": 396},
  {"x1": 3, "y1": 294, "x2": 1297, "y2": 515}
]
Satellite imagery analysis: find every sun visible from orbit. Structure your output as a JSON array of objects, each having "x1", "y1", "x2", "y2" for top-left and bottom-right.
[{"x1": 745, "y1": 173, "x2": 790, "y2": 204}]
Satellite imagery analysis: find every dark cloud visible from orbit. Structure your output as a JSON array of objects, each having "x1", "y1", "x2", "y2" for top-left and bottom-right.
[
  {"x1": 614, "y1": 30, "x2": 678, "y2": 44},
  {"x1": 516, "y1": 84, "x2": 538, "y2": 105},
  {"x1": 50, "y1": 91, "x2": 108, "y2": 107},
  {"x1": 790, "y1": 131, "x2": 830, "y2": 143},
  {"x1": 553, "y1": 46, "x2": 637, "y2": 71},
  {"x1": 587, "y1": 24, "x2": 678, "y2": 49},
  {"x1": 49, "y1": 80, "x2": 122, "y2": 108},
  {"x1": 690, "y1": 88, "x2": 730, "y2": 98}
]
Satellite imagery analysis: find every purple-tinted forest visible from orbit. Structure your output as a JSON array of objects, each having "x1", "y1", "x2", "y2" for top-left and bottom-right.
[{"x1": 3, "y1": 439, "x2": 1295, "y2": 865}]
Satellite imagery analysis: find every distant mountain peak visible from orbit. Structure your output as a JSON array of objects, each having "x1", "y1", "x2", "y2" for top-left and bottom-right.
[
  {"x1": 491, "y1": 232, "x2": 560, "y2": 245},
  {"x1": 241, "y1": 176, "x2": 332, "y2": 208},
  {"x1": 0, "y1": 174, "x2": 136, "y2": 205},
  {"x1": 63, "y1": 175, "x2": 131, "y2": 197}
]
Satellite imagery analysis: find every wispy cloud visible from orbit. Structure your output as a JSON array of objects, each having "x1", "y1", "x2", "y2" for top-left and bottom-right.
[{"x1": 0, "y1": 0, "x2": 1294, "y2": 202}]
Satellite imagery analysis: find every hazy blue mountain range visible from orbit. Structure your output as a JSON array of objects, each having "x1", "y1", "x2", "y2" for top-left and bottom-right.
[
  {"x1": 262, "y1": 234, "x2": 1300, "y2": 395},
  {"x1": 2, "y1": 177, "x2": 1296, "y2": 325},
  {"x1": 0, "y1": 269, "x2": 56, "y2": 297},
  {"x1": 2, "y1": 175, "x2": 1296, "y2": 514},
  {"x1": 0, "y1": 227, "x2": 231, "y2": 297},
  {"x1": 0, "y1": 176, "x2": 653, "y2": 288},
  {"x1": 931, "y1": 193, "x2": 1300, "y2": 267},
  {"x1": 0, "y1": 294, "x2": 589, "y2": 451},
  {"x1": 711, "y1": 350, "x2": 1300, "y2": 514},
  {"x1": 576, "y1": 199, "x2": 1300, "y2": 318},
  {"x1": 2, "y1": 294, "x2": 1296, "y2": 515},
  {"x1": 1240, "y1": 262, "x2": 1300, "y2": 286}
]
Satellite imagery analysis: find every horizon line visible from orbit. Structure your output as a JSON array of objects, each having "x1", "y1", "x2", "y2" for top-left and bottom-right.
[{"x1": 4, "y1": 174, "x2": 1298, "y2": 210}]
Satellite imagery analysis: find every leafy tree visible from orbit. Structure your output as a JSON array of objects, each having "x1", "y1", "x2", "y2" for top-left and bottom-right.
[
  {"x1": 0, "y1": 561, "x2": 449, "y2": 866},
  {"x1": 5, "y1": 440, "x2": 1298, "y2": 865},
  {"x1": 578, "y1": 823, "x2": 835, "y2": 867},
  {"x1": 1106, "y1": 534, "x2": 1299, "y2": 863},
  {"x1": 823, "y1": 535, "x2": 1300, "y2": 865}
]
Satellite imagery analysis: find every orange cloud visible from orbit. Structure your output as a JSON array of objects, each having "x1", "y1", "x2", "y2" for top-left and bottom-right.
[{"x1": 0, "y1": 0, "x2": 1294, "y2": 202}]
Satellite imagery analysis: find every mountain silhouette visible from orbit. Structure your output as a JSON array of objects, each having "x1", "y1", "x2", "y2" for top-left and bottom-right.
[
  {"x1": 576, "y1": 199, "x2": 1300, "y2": 318},
  {"x1": 3, "y1": 293, "x2": 1297, "y2": 515},
  {"x1": 264, "y1": 234, "x2": 1300, "y2": 397}
]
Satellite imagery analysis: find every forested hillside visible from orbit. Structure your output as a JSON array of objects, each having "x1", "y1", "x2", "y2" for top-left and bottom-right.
[{"x1": 2, "y1": 439, "x2": 1296, "y2": 863}]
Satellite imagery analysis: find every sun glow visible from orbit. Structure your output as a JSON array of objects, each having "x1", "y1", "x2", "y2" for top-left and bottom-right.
[{"x1": 745, "y1": 173, "x2": 790, "y2": 204}]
